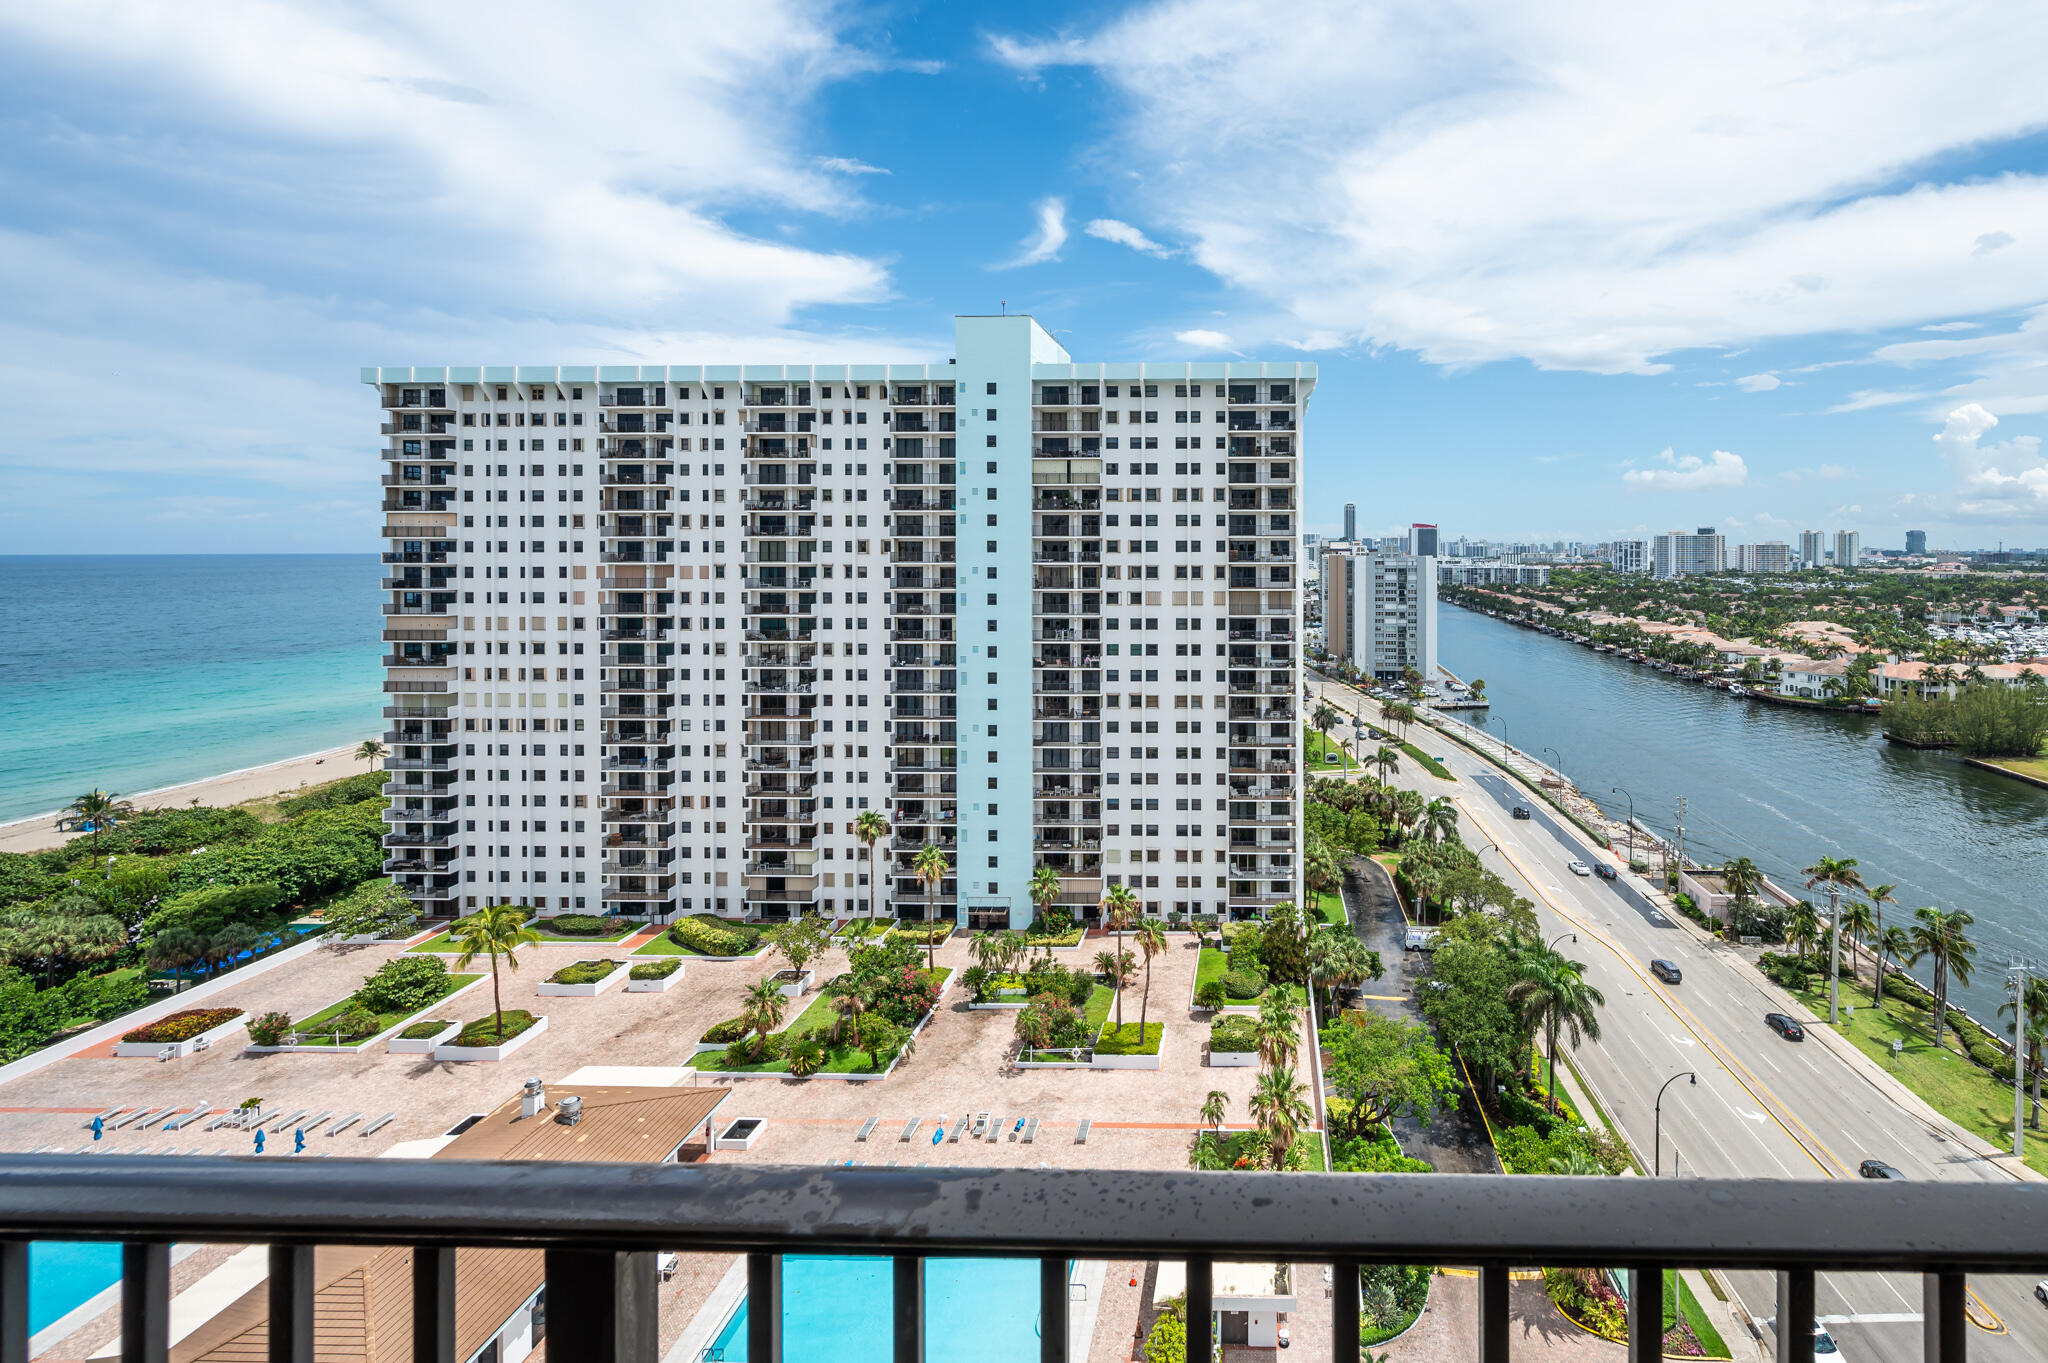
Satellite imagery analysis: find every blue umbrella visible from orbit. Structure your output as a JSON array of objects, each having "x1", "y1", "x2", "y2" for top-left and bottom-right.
[
  {"x1": 91, "y1": 1116, "x2": 104, "y2": 1142},
  {"x1": 253, "y1": 1129, "x2": 266, "y2": 1155},
  {"x1": 294, "y1": 1128, "x2": 306, "y2": 1154},
  {"x1": 931, "y1": 1127, "x2": 943, "y2": 1145}
]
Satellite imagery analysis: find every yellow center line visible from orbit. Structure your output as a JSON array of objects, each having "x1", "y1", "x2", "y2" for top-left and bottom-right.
[
  {"x1": 1356, "y1": 994, "x2": 1407, "y2": 1002},
  {"x1": 1456, "y1": 794, "x2": 1848, "y2": 1180}
]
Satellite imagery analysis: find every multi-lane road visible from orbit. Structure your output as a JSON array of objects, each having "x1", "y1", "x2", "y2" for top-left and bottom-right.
[{"x1": 1309, "y1": 672, "x2": 2046, "y2": 1363}]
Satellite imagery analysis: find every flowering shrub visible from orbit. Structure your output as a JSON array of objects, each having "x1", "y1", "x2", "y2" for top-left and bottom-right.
[
  {"x1": 245, "y1": 1012, "x2": 293, "y2": 1046},
  {"x1": 1543, "y1": 1267, "x2": 1627, "y2": 1342},
  {"x1": 122, "y1": 1008, "x2": 242, "y2": 1044}
]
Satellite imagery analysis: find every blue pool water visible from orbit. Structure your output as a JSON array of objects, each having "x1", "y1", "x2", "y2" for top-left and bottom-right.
[
  {"x1": 708, "y1": 1256, "x2": 1042, "y2": 1363},
  {"x1": 29, "y1": 1242, "x2": 124, "y2": 1335}
]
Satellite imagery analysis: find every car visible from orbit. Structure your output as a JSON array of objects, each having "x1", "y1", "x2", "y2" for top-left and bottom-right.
[
  {"x1": 1512, "y1": 806, "x2": 1532, "y2": 820},
  {"x1": 1813, "y1": 1320, "x2": 1839, "y2": 1354},
  {"x1": 1858, "y1": 1159, "x2": 1904, "y2": 1179},
  {"x1": 2034, "y1": 1280, "x2": 2048, "y2": 1308},
  {"x1": 1567, "y1": 860, "x2": 1591, "y2": 876},
  {"x1": 1766, "y1": 1012, "x2": 1806, "y2": 1041},
  {"x1": 1404, "y1": 926, "x2": 1438, "y2": 952},
  {"x1": 1592, "y1": 863, "x2": 1618, "y2": 880},
  {"x1": 1323, "y1": 751, "x2": 1342, "y2": 763},
  {"x1": 1650, "y1": 959, "x2": 1682, "y2": 984}
]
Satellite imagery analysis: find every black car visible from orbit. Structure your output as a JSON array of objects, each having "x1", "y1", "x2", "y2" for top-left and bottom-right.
[
  {"x1": 1766, "y1": 1012, "x2": 1806, "y2": 1041},
  {"x1": 1858, "y1": 1159, "x2": 1904, "y2": 1180},
  {"x1": 1592, "y1": 863, "x2": 1618, "y2": 880},
  {"x1": 1649, "y1": 959, "x2": 1682, "y2": 984},
  {"x1": 1512, "y1": 806, "x2": 1532, "y2": 820}
]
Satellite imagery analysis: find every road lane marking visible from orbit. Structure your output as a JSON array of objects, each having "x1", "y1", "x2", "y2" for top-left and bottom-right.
[{"x1": 1817, "y1": 1313, "x2": 1923, "y2": 1325}]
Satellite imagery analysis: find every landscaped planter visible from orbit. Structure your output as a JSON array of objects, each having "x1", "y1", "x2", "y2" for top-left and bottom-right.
[
  {"x1": 967, "y1": 997, "x2": 1031, "y2": 1011},
  {"x1": 1092, "y1": 1035, "x2": 1166, "y2": 1071},
  {"x1": 713, "y1": 1117, "x2": 766, "y2": 1151},
  {"x1": 433, "y1": 1014, "x2": 548, "y2": 1062},
  {"x1": 625, "y1": 962, "x2": 683, "y2": 993},
  {"x1": 537, "y1": 960, "x2": 631, "y2": 997},
  {"x1": 388, "y1": 1020, "x2": 461, "y2": 1054},
  {"x1": 772, "y1": 968, "x2": 814, "y2": 1000},
  {"x1": 1015, "y1": 1051, "x2": 1092, "y2": 1069},
  {"x1": 1207, "y1": 1048, "x2": 1259, "y2": 1068},
  {"x1": 114, "y1": 1011, "x2": 247, "y2": 1059}
]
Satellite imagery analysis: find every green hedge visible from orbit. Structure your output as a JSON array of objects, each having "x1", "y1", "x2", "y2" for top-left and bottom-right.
[
  {"x1": 701, "y1": 1016, "x2": 752, "y2": 1045},
  {"x1": 888, "y1": 921, "x2": 954, "y2": 944},
  {"x1": 539, "y1": 913, "x2": 630, "y2": 937},
  {"x1": 1209, "y1": 1016, "x2": 1260, "y2": 1053},
  {"x1": 452, "y1": 1010, "x2": 537, "y2": 1047},
  {"x1": 547, "y1": 959, "x2": 623, "y2": 986},
  {"x1": 0, "y1": 970, "x2": 149, "y2": 1063},
  {"x1": 121, "y1": 1007, "x2": 242, "y2": 1044},
  {"x1": 398, "y1": 1019, "x2": 452, "y2": 1040},
  {"x1": 630, "y1": 958, "x2": 681, "y2": 981},
  {"x1": 1397, "y1": 741, "x2": 1452, "y2": 780},
  {"x1": 668, "y1": 916, "x2": 762, "y2": 956},
  {"x1": 1221, "y1": 968, "x2": 1266, "y2": 1000}
]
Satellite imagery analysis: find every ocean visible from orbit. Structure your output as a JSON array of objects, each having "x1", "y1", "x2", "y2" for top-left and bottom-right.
[{"x1": 0, "y1": 555, "x2": 382, "y2": 824}]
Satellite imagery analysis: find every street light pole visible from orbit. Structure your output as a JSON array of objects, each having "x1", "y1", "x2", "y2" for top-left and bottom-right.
[
  {"x1": 1654, "y1": 1071, "x2": 1697, "y2": 1176},
  {"x1": 1543, "y1": 746, "x2": 1563, "y2": 779},
  {"x1": 1550, "y1": 932, "x2": 1577, "y2": 954},
  {"x1": 1611, "y1": 787, "x2": 1636, "y2": 868}
]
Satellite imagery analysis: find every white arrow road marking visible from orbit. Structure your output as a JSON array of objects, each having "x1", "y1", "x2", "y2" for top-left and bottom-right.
[
  {"x1": 1740, "y1": 1110, "x2": 1768, "y2": 1123},
  {"x1": 1668, "y1": 1034, "x2": 1696, "y2": 1047}
]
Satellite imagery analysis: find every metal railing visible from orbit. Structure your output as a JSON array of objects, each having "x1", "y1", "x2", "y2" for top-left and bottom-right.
[{"x1": 0, "y1": 1163, "x2": 2039, "y2": 1363}]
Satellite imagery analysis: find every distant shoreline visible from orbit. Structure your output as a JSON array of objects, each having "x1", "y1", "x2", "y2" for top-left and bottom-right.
[{"x1": 0, "y1": 742, "x2": 375, "y2": 854}]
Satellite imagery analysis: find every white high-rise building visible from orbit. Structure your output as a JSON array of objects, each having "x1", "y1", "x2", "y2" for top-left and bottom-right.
[
  {"x1": 1835, "y1": 530, "x2": 1861, "y2": 570},
  {"x1": 367, "y1": 316, "x2": 1313, "y2": 929},
  {"x1": 1324, "y1": 548, "x2": 1436, "y2": 681},
  {"x1": 1611, "y1": 539, "x2": 1650, "y2": 575},
  {"x1": 1798, "y1": 530, "x2": 1825, "y2": 568},
  {"x1": 1735, "y1": 542, "x2": 1792, "y2": 574},
  {"x1": 1651, "y1": 527, "x2": 1726, "y2": 578}
]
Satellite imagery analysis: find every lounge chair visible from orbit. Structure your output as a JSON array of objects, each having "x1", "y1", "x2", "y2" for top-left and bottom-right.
[
  {"x1": 270, "y1": 1108, "x2": 309, "y2": 1133},
  {"x1": 361, "y1": 1112, "x2": 395, "y2": 1137},
  {"x1": 972, "y1": 1111, "x2": 990, "y2": 1137},
  {"x1": 301, "y1": 1111, "x2": 333, "y2": 1134},
  {"x1": 855, "y1": 1115, "x2": 880, "y2": 1142},
  {"x1": 1021, "y1": 1118, "x2": 1041, "y2": 1144},
  {"x1": 1076, "y1": 1118, "x2": 1092, "y2": 1145},
  {"x1": 885, "y1": 1159, "x2": 900, "y2": 1167},
  {"x1": 165, "y1": 1106, "x2": 210, "y2": 1132},
  {"x1": 946, "y1": 1121, "x2": 965, "y2": 1144},
  {"x1": 328, "y1": 1113, "x2": 362, "y2": 1137},
  {"x1": 898, "y1": 1118, "x2": 921, "y2": 1142},
  {"x1": 986, "y1": 1116, "x2": 1004, "y2": 1142},
  {"x1": 204, "y1": 1112, "x2": 235, "y2": 1133},
  {"x1": 137, "y1": 1108, "x2": 178, "y2": 1131},
  {"x1": 112, "y1": 1108, "x2": 154, "y2": 1131}
]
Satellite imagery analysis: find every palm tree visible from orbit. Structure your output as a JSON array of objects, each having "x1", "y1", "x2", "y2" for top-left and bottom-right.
[
  {"x1": 1373, "y1": 746, "x2": 1401, "y2": 783},
  {"x1": 1908, "y1": 906, "x2": 1978, "y2": 1050},
  {"x1": 1861, "y1": 882, "x2": 1898, "y2": 989},
  {"x1": 354, "y1": 739, "x2": 388, "y2": 766},
  {"x1": 1545, "y1": 1150, "x2": 1606, "y2": 1176},
  {"x1": 1422, "y1": 797, "x2": 1458, "y2": 844},
  {"x1": 1468, "y1": 678, "x2": 1486, "y2": 702},
  {"x1": 1308, "y1": 932, "x2": 1381, "y2": 1012},
  {"x1": 146, "y1": 928, "x2": 208, "y2": 992},
  {"x1": 1027, "y1": 864, "x2": 1063, "y2": 958},
  {"x1": 2000, "y1": 978, "x2": 2048, "y2": 1130},
  {"x1": 61, "y1": 790, "x2": 135, "y2": 856},
  {"x1": 1721, "y1": 857, "x2": 1763, "y2": 904},
  {"x1": 1255, "y1": 993, "x2": 1299, "y2": 1070},
  {"x1": 829, "y1": 981, "x2": 872, "y2": 1049},
  {"x1": 742, "y1": 977, "x2": 789, "y2": 1041},
  {"x1": 1247, "y1": 1066, "x2": 1312, "y2": 1168},
  {"x1": 1802, "y1": 856, "x2": 1866, "y2": 1024},
  {"x1": 854, "y1": 810, "x2": 891, "y2": 923},
  {"x1": 1508, "y1": 951, "x2": 1606, "y2": 1114},
  {"x1": 1836, "y1": 899, "x2": 1876, "y2": 986},
  {"x1": 912, "y1": 845, "x2": 950, "y2": 971},
  {"x1": 1785, "y1": 901, "x2": 1822, "y2": 960},
  {"x1": 1200, "y1": 1089, "x2": 1230, "y2": 1132},
  {"x1": 450, "y1": 904, "x2": 541, "y2": 1039},
  {"x1": 1131, "y1": 917, "x2": 1168, "y2": 1039},
  {"x1": 970, "y1": 930, "x2": 1003, "y2": 972},
  {"x1": 1100, "y1": 882, "x2": 1140, "y2": 1029},
  {"x1": 1874, "y1": 926, "x2": 1911, "y2": 1010}
]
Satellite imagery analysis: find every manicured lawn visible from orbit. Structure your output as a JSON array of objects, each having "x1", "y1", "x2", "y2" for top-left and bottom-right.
[
  {"x1": 1096, "y1": 1021, "x2": 1163, "y2": 1055},
  {"x1": 1313, "y1": 890, "x2": 1347, "y2": 927},
  {"x1": 287, "y1": 975, "x2": 480, "y2": 1046},
  {"x1": 1397, "y1": 740, "x2": 1454, "y2": 780},
  {"x1": 1788, "y1": 975, "x2": 2048, "y2": 1177},
  {"x1": 688, "y1": 969, "x2": 952, "y2": 1075},
  {"x1": 631, "y1": 933, "x2": 692, "y2": 957},
  {"x1": 1304, "y1": 726, "x2": 1359, "y2": 772},
  {"x1": 630, "y1": 915, "x2": 772, "y2": 957},
  {"x1": 1975, "y1": 753, "x2": 2048, "y2": 783},
  {"x1": 1081, "y1": 983, "x2": 1116, "y2": 1035},
  {"x1": 1194, "y1": 948, "x2": 1306, "y2": 1007},
  {"x1": 1667, "y1": 1270, "x2": 1731, "y2": 1358}
]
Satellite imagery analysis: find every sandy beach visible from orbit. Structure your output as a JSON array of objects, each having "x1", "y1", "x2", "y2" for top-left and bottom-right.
[{"x1": 0, "y1": 741, "x2": 377, "y2": 855}]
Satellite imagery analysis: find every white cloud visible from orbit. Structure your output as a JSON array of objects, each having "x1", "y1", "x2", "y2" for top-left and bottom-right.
[
  {"x1": 1932, "y1": 402, "x2": 2048, "y2": 517},
  {"x1": 1974, "y1": 231, "x2": 2017, "y2": 256},
  {"x1": 1174, "y1": 329, "x2": 1232, "y2": 350},
  {"x1": 1085, "y1": 218, "x2": 1174, "y2": 256},
  {"x1": 1922, "y1": 321, "x2": 1982, "y2": 332},
  {"x1": 1736, "y1": 373, "x2": 1782, "y2": 392},
  {"x1": 1622, "y1": 448, "x2": 1749, "y2": 492},
  {"x1": 988, "y1": 2, "x2": 2048, "y2": 373},
  {"x1": 817, "y1": 156, "x2": 891, "y2": 175},
  {"x1": 995, "y1": 197, "x2": 1069, "y2": 268}
]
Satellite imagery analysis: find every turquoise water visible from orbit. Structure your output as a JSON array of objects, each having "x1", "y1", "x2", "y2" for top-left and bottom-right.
[
  {"x1": 708, "y1": 1256, "x2": 1043, "y2": 1363},
  {"x1": 30, "y1": 1241, "x2": 123, "y2": 1335},
  {"x1": 0, "y1": 555, "x2": 381, "y2": 823}
]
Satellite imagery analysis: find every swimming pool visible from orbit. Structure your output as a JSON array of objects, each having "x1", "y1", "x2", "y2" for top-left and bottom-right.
[
  {"x1": 29, "y1": 1241, "x2": 124, "y2": 1336},
  {"x1": 706, "y1": 1256, "x2": 1044, "y2": 1363}
]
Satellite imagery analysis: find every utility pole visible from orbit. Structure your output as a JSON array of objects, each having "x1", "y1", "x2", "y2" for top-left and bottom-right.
[
  {"x1": 2012, "y1": 960, "x2": 2031, "y2": 1159},
  {"x1": 1671, "y1": 797, "x2": 1686, "y2": 891},
  {"x1": 1828, "y1": 882, "x2": 1843, "y2": 1026}
]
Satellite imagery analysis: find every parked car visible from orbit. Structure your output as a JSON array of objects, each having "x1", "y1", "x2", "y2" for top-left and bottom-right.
[
  {"x1": 1512, "y1": 806, "x2": 1532, "y2": 820},
  {"x1": 1567, "y1": 860, "x2": 1592, "y2": 876},
  {"x1": 1649, "y1": 959, "x2": 1682, "y2": 984},
  {"x1": 1766, "y1": 1012, "x2": 1806, "y2": 1041},
  {"x1": 1404, "y1": 926, "x2": 1437, "y2": 952},
  {"x1": 1592, "y1": 863, "x2": 1618, "y2": 880},
  {"x1": 1813, "y1": 1320, "x2": 1839, "y2": 1354},
  {"x1": 2034, "y1": 1280, "x2": 2048, "y2": 1308},
  {"x1": 1858, "y1": 1159, "x2": 1904, "y2": 1180}
]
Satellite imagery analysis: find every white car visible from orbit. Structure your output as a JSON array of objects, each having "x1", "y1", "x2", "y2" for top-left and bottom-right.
[{"x1": 1567, "y1": 861, "x2": 1592, "y2": 877}]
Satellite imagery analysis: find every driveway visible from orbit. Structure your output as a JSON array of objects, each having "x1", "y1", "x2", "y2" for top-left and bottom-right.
[{"x1": 1337, "y1": 856, "x2": 1496, "y2": 1174}]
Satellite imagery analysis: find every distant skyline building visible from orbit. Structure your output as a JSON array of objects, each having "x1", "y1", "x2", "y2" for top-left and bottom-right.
[
  {"x1": 1611, "y1": 539, "x2": 1650, "y2": 575},
  {"x1": 1323, "y1": 546, "x2": 1436, "y2": 681},
  {"x1": 1343, "y1": 503, "x2": 1356, "y2": 541},
  {"x1": 1798, "y1": 530, "x2": 1826, "y2": 568},
  {"x1": 1651, "y1": 527, "x2": 1726, "y2": 579},
  {"x1": 1411, "y1": 523, "x2": 1438, "y2": 557},
  {"x1": 1835, "y1": 530, "x2": 1862, "y2": 570},
  {"x1": 1906, "y1": 529, "x2": 1927, "y2": 556},
  {"x1": 1735, "y1": 541, "x2": 1792, "y2": 574}
]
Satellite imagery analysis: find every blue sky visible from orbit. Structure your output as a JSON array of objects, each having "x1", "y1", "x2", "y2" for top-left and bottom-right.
[{"x1": 3, "y1": 0, "x2": 2048, "y2": 553}]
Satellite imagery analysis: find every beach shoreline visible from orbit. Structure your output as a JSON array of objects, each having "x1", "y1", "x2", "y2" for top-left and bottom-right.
[{"x1": 0, "y1": 741, "x2": 377, "y2": 855}]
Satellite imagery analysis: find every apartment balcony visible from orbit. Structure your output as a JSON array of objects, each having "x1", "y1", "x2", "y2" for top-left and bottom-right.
[
  {"x1": 599, "y1": 809, "x2": 676, "y2": 828},
  {"x1": 1230, "y1": 809, "x2": 1295, "y2": 826},
  {"x1": 381, "y1": 754, "x2": 456, "y2": 773},
  {"x1": 745, "y1": 755, "x2": 818, "y2": 775},
  {"x1": 744, "y1": 860, "x2": 820, "y2": 880},
  {"x1": 380, "y1": 830, "x2": 456, "y2": 850},
  {"x1": 601, "y1": 756, "x2": 673, "y2": 773},
  {"x1": 601, "y1": 879, "x2": 676, "y2": 900},
  {"x1": 889, "y1": 490, "x2": 956, "y2": 512},
  {"x1": 380, "y1": 801, "x2": 459, "y2": 824},
  {"x1": 743, "y1": 491, "x2": 816, "y2": 513}
]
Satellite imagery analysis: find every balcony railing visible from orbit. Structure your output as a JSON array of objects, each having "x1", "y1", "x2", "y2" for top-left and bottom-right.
[{"x1": 0, "y1": 1162, "x2": 2033, "y2": 1363}]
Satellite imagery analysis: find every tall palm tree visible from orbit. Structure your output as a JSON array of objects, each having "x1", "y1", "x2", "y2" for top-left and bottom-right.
[
  {"x1": 355, "y1": 739, "x2": 388, "y2": 766},
  {"x1": 1861, "y1": 882, "x2": 1898, "y2": 989},
  {"x1": 1200, "y1": 1089, "x2": 1230, "y2": 1133},
  {"x1": 1721, "y1": 857, "x2": 1763, "y2": 904},
  {"x1": 61, "y1": 790, "x2": 135, "y2": 856},
  {"x1": 742, "y1": 976, "x2": 790, "y2": 1041},
  {"x1": 1373, "y1": 746, "x2": 1401, "y2": 783},
  {"x1": 450, "y1": 904, "x2": 541, "y2": 1039},
  {"x1": 1908, "y1": 906, "x2": 1978, "y2": 1050},
  {"x1": 1247, "y1": 1066, "x2": 1312, "y2": 1168},
  {"x1": 1131, "y1": 917, "x2": 1168, "y2": 1039},
  {"x1": 1309, "y1": 931, "x2": 1381, "y2": 1012},
  {"x1": 1836, "y1": 900, "x2": 1876, "y2": 986},
  {"x1": 1422, "y1": 797, "x2": 1458, "y2": 844},
  {"x1": 1785, "y1": 901, "x2": 1822, "y2": 960},
  {"x1": 1101, "y1": 882, "x2": 1139, "y2": 1030},
  {"x1": 912, "y1": 845, "x2": 950, "y2": 971},
  {"x1": 1027, "y1": 864, "x2": 1063, "y2": 959},
  {"x1": 1313, "y1": 701, "x2": 1341, "y2": 741},
  {"x1": 1874, "y1": 925, "x2": 1911, "y2": 1010},
  {"x1": 1802, "y1": 855, "x2": 1867, "y2": 1022},
  {"x1": 854, "y1": 810, "x2": 891, "y2": 923},
  {"x1": 969, "y1": 931, "x2": 1003, "y2": 972},
  {"x1": 1255, "y1": 993, "x2": 1299, "y2": 1070},
  {"x1": 1508, "y1": 951, "x2": 1606, "y2": 1114}
]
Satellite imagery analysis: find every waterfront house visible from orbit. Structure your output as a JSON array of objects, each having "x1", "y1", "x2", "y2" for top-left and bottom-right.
[{"x1": 1776, "y1": 659, "x2": 1850, "y2": 699}]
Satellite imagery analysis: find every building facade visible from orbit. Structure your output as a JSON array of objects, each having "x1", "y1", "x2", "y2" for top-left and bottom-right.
[
  {"x1": 1342, "y1": 503, "x2": 1356, "y2": 541},
  {"x1": 1651, "y1": 528, "x2": 1726, "y2": 578},
  {"x1": 1905, "y1": 529, "x2": 1927, "y2": 556},
  {"x1": 1436, "y1": 560, "x2": 1551, "y2": 587},
  {"x1": 1324, "y1": 548, "x2": 1436, "y2": 680},
  {"x1": 368, "y1": 316, "x2": 1312, "y2": 928},
  {"x1": 1734, "y1": 542, "x2": 1791, "y2": 574},
  {"x1": 1410, "y1": 522, "x2": 1438, "y2": 558},
  {"x1": 1835, "y1": 530, "x2": 1861, "y2": 570},
  {"x1": 1798, "y1": 530, "x2": 1825, "y2": 568},
  {"x1": 1610, "y1": 539, "x2": 1650, "y2": 575}
]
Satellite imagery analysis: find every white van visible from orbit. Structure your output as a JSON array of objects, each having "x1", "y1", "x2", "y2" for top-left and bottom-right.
[{"x1": 1404, "y1": 926, "x2": 1437, "y2": 952}]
